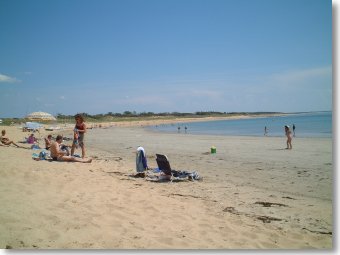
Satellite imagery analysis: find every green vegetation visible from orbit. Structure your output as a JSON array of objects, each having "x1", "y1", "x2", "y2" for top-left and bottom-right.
[
  {"x1": 0, "y1": 111, "x2": 283, "y2": 126},
  {"x1": 55, "y1": 111, "x2": 283, "y2": 123}
]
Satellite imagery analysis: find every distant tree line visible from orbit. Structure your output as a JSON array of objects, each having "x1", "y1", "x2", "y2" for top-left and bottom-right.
[
  {"x1": 0, "y1": 111, "x2": 283, "y2": 125},
  {"x1": 56, "y1": 111, "x2": 282, "y2": 120}
]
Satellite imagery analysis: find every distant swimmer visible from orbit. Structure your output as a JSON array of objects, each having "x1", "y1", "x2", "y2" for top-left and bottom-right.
[
  {"x1": 178, "y1": 126, "x2": 181, "y2": 133},
  {"x1": 185, "y1": 126, "x2": 188, "y2": 133}
]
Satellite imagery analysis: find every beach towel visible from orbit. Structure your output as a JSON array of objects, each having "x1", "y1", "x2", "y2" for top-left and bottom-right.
[
  {"x1": 31, "y1": 144, "x2": 41, "y2": 150},
  {"x1": 136, "y1": 147, "x2": 147, "y2": 173}
]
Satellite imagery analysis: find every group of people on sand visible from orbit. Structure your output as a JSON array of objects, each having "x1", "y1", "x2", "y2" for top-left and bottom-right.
[
  {"x1": 45, "y1": 114, "x2": 92, "y2": 163},
  {"x1": 1, "y1": 114, "x2": 92, "y2": 163},
  {"x1": 2, "y1": 113, "x2": 295, "y2": 165}
]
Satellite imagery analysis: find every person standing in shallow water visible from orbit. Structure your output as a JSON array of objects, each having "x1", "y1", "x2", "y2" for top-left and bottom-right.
[
  {"x1": 71, "y1": 114, "x2": 87, "y2": 158},
  {"x1": 293, "y1": 124, "x2": 296, "y2": 137},
  {"x1": 284, "y1": 125, "x2": 293, "y2": 149}
]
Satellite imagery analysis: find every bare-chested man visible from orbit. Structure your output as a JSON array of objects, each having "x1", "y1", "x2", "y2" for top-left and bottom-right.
[{"x1": 50, "y1": 135, "x2": 92, "y2": 163}]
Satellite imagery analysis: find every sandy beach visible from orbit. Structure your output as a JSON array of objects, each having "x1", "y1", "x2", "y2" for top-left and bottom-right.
[{"x1": 0, "y1": 121, "x2": 332, "y2": 249}]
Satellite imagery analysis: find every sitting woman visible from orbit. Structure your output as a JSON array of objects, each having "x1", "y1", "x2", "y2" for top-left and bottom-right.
[
  {"x1": 44, "y1": 134, "x2": 53, "y2": 150},
  {"x1": 27, "y1": 133, "x2": 38, "y2": 144},
  {"x1": 1, "y1": 129, "x2": 20, "y2": 148}
]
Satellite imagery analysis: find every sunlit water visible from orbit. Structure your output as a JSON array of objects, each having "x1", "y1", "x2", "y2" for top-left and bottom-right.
[{"x1": 149, "y1": 112, "x2": 332, "y2": 138}]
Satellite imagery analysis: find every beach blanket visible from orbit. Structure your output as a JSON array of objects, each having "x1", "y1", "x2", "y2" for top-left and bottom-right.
[{"x1": 146, "y1": 169, "x2": 201, "y2": 182}]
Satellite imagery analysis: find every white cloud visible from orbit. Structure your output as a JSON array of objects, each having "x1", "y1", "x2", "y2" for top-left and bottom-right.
[
  {"x1": 60, "y1": 95, "x2": 66, "y2": 100},
  {"x1": 0, "y1": 73, "x2": 20, "y2": 83}
]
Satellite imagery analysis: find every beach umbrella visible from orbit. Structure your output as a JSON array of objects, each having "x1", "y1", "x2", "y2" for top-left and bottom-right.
[{"x1": 25, "y1": 111, "x2": 56, "y2": 121}]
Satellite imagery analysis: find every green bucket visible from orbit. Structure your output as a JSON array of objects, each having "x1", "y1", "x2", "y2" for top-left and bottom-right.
[{"x1": 211, "y1": 146, "x2": 216, "y2": 154}]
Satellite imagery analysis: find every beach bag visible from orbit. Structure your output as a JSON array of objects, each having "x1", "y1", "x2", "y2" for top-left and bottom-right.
[{"x1": 39, "y1": 150, "x2": 48, "y2": 160}]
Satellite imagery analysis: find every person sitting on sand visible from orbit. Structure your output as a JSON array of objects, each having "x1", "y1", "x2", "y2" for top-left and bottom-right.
[
  {"x1": 50, "y1": 135, "x2": 92, "y2": 163},
  {"x1": 0, "y1": 129, "x2": 20, "y2": 148},
  {"x1": 284, "y1": 125, "x2": 292, "y2": 150},
  {"x1": 44, "y1": 134, "x2": 53, "y2": 150},
  {"x1": 27, "y1": 133, "x2": 38, "y2": 144}
]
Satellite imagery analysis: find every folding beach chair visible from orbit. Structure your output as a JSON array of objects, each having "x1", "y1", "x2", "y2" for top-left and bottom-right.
[
  {"x1": 155, "y1": 154, "x2": 201, "y2": 182},
  {"x1": 155, "y1": 154, "x2": 172, "y2": 175}
]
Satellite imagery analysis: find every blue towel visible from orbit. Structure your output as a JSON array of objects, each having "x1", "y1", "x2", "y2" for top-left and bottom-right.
[{"x1": 136, "y1": 150, "x2": 146, "y2": 172}]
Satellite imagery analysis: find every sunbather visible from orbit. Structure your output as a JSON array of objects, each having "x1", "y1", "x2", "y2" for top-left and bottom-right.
[
  {"x1": 1, "y1": 129, "x2": 20, "y2": 147},
  {"x1": 50, "y1": 135, "x2": 92, "y2": 163}
]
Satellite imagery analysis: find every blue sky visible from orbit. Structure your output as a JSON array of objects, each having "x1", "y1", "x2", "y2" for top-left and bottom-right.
[{"x1": 0, "y1": 0, "x2": 332, "y2": 117}]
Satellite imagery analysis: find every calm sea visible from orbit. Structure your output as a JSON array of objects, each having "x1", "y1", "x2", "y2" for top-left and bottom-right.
[{"x1": 149, "y1": 111, "x2": 332, "y2": 138}]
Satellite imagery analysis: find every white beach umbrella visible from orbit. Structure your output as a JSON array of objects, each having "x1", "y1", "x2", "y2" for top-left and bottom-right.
[{"x1": 25, "y1": 111, "x2": 57, "y2": 121}]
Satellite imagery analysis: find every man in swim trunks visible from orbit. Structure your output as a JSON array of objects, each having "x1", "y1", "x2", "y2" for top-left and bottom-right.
[{"x1": 50, "y1": 135, "x2": 92, "y2": 163}]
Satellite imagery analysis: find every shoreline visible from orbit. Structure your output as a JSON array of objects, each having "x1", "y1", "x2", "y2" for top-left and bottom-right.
[
  {"x1": 1, "y1": 112, "x2": 292, "y2": 130},
  {"x1": 2, "y1": 111, "x2": 330, "y2": 140},
  {"x1": 86, "y1": 113, "x2": 292, "y2": 128}
]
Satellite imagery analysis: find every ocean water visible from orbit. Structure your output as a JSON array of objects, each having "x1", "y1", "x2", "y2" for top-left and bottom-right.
[{"x1": 149, "y1": 111, "x2": 332, "y2": 138}]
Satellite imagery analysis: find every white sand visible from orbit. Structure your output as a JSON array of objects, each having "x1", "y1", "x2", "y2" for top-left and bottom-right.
[{"x1": 0, "y1": 123, "x2": 332, "y2": 249}]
